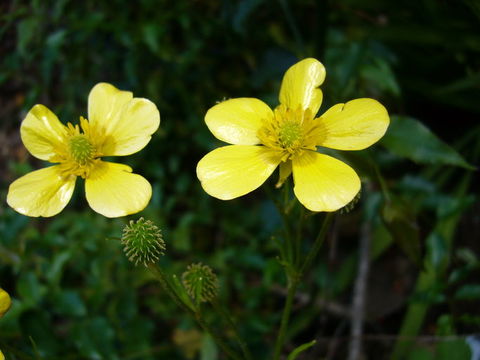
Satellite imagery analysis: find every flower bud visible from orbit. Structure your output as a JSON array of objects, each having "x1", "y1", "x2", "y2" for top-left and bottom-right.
[{"x1": 121, "y1": 218, "x2": 166, "y2": 266}]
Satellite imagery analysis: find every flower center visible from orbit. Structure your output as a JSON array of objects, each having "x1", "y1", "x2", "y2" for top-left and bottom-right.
[
  {"x1": 257, "y1": 104, "x2": 323, "y2": 159},
  {"x1": 278, "y1": 120, "x2": 302, "y2": 148},
  {"x1": 53, "y1": 117, "x2": 101, "y2": 179},
  {"x1": 69, "y1": 135, "x2": 95, "y2": 165}
]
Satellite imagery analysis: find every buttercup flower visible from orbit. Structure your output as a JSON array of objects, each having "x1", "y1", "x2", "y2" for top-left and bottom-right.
[
  {"x1": 7, "y1": 83, "x2": 160, "y2": 217},
  {"x1": 197, "y1": 58, "x2": 389, "y2": 211},
  {"x1": 0, "y1": 287, "x2": 11, "y2": 360}
]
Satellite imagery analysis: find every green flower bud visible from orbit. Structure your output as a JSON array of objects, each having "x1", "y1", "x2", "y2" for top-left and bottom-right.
[
  {"x1": 121, "y1": 218, "x2": 166, "y2": 266},
  {"x1": 182, "y1": 263, "x2": 219, "y2": 303}
]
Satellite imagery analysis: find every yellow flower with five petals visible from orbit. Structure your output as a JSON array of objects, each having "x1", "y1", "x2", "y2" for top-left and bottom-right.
[
  {"x1": 197, "y1": 58, "x2": 389, "y2": 212},
  {"x1": 7, "y1": 83, "x2": 160, "y2": 217}
]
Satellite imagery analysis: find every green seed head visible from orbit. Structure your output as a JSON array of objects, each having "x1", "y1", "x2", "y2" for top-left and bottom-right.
[
  {"x1": 182, "y1": 263, "x2": 219, "y2": 303},
  {"x1": 121, "y1": 218, "x2": 166, "y2": 266},
  {"x1": 69, "y1": 135, "x2": 95, "y2": 165}
]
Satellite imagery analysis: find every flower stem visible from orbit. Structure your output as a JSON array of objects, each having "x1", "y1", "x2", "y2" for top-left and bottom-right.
[
  {"x1": 273, "y1": 212, "x2": 334, "y2": 360},
  {"x1": 147, "y1": 264, "x2": 243, "y2": 360},
  {"x1": 300, "y1": 213, "x2": 334, "y2": 276},
  {"x1": 212, "y1": 299, "x2": 253, "y2": 360},
  {"x1": 273, "y1": 274, "x2": 300, "y2": 360}
]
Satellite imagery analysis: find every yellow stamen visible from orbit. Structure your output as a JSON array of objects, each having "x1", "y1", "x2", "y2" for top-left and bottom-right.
[{"x1": 52, "y1": 116, "x2": 102, "y2": 179}]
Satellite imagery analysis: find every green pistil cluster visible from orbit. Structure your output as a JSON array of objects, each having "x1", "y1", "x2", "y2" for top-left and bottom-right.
[
  {"x1": 278, "y1": 120, "x2": 302, "y2": 148},
  {"x1": 121, "y1": 218, "x2": 166, "y2": 266},
  {"x1": 69, "y1": 135, "x2": 95, "y2": 165},
  {"x1": 182, "y1": 263, "x2": 219, "y2": 303}
]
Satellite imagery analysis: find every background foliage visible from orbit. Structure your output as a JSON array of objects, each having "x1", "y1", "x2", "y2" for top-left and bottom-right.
[{"x1": 0, "y1": 0, "x2": 479, "y2": 359}]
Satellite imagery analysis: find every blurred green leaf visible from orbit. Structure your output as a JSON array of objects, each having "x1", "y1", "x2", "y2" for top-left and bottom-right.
[
  {"x1": 455, "y1": 284, "x2": 480, "y2": 300},
  {"x1": 53, "y1": 290, "x2": 87, "y2": 316},
  {"x1": 200, "y1": 334, "x2": 218, "y2": 360},
  {"x1": 382, "y1": 197, "x2": 422, "y2": 267},
  {"x1": 435, "y1": 315, "x2": 471, "y2": 360},
  {"x1": 287, "y1": 339, "x2": 316, "y2": 360},
  {"x1": 381, "y1": 116, "x2": 474, "y2": 169},
  {"x1": 17, "y1": 273, "x2": 46, "y2": 306}
]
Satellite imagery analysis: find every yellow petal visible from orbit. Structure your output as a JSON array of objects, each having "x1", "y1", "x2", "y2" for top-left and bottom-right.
[
  {"x1": 88, "y1": 82, "x2": 132, "y2": 129},
  {"x1": 88, "y1": 83, "x2": 160, "y2": 156},
  {"x1": 197, "y1": 145, "x2": 283, "y2": 200},
  {"x1": 20, "y1": 104, "x2": 67, "y2": 161},
  {"x1": 85, "y1": 161, "x2": 152, "y2": 218},
  {"x1": 7, "y1": 166, "x2": 76, "y2": 217},
  {"x1": 279, "y1": 58, "x2": 326, "y2": 116},
  {"x1": 317, "y1": 98, "x2": 389, "y2": 150},
  {"x1": 205, "y1": 98, "x2": 272, "y2": 145},
  {"x1": 0, "y1": 349, "x2": 4, "y2": 360},
  {"x1": 292, "y1": 151, "x2": 360, "y2": 212},
  {"x1": 0, "y1": 288, "x2": 11, "y2": 317}
]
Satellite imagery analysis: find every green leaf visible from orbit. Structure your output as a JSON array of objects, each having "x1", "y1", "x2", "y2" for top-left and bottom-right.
[
  {"x1": 455, "y1": 284, "x2": 480, "y2": 300},
  {"x1": 200, "y1": 334, "x2": 218, "y2": 360},
  {"x1": 382, "y1": 197, "x2": 423, "y2": 267},
  {"x1": 381, "y1": 116, "x2": 474, "y2": 169},
  {"x1": 287, "y1": 339, "x2": 316, "y2": 360},
  {"x1": 53, "y1": 290, "x2": 87, "y2": 316},
  {"x1": 435, "y1": 315, "x2": 472, "y2": 360}
]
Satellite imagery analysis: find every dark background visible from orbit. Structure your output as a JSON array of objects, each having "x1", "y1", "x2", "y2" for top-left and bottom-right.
[{"x1": 0, "y1": 0, "x2": 479, "y2": 359}]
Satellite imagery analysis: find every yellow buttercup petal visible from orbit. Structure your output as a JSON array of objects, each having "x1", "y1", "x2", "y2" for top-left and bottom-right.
[
  {"x1": 88, "y1": 82, "x2": 133, "y2": 130},
  {"x1": 317, "y1": 98, "x2": 389, "y2": 150},
  {"x1": 7, "y1": 166, "x2": 76, "y2": 217},
  {"x1": 0, "y1": 349, "x2": 4, "y2": 360},
  {"x1": 20, "y1": 104, "x2": 67, "y2": 161},
  {"x1": 205, "y1": 98, "x2": 272, "y2": 145},
  {"x1": 197, "y1": 145, "x2": 283, "y2": 200},
  {"x1": 279, "y1": 58, "x2": 326, "y2": 116},
  {"x1": 0, "y1": 288, "x2": 11, "y2": 317},
  {"x1": 85, "y1": 161, "x2": 152, "y2": 218},
  {"x1": 99, "y1": 98, "x2": 160, "y2": 156},
  {"x1": 292, "y1": 151, "x2": 360, "y2": 212}
]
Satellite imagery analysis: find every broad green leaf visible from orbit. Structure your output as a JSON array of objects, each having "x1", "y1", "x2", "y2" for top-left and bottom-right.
[{"x1": 381, "y1": 116, "x2": 474, "y2": 169}]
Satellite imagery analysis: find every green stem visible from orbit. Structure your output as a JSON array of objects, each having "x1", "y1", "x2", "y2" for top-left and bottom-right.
[
  {"x1": 193, "y1": 311, "x2": 243, "y2": 360},
  {"x1": 273, "y1": 213, "x2": 334, "y2": 360},
  {"x1": 294, "y1": 208, "x2": 305, "y2": 268},
  {"x1": 273, "y1": 275, "x2": 300, "y2": 360},
  {"x1": 300, "y1": 213, "x2": 334, "y2": 276},
  {"x1": 212, "y1": 300, "x2": 253, "y2": 360},
  {"x1": 148, "y1": 264, "x2": 190, "y2": 313},
  {"x1": 147, "y1": 264, "x2": 242, "y2": 360}
]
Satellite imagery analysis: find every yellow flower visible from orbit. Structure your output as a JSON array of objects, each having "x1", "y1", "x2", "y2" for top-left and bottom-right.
[
  {"x1": 0, "y1": 288, "x2": 10, "y2": 318},
  {"x1": 0, "y1": 288, "x2": 11, "y2": 360},
  {"x1": 197, "y1": 58, "x2": 389, "y2": 212},
  {"x1": 7, "y1": 83, "x2": 160, "y2": 217}
]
